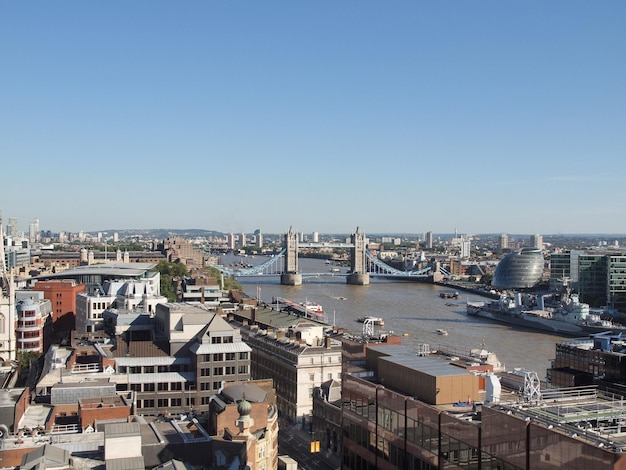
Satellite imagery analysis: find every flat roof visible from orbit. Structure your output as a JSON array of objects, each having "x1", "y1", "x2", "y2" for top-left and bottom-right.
[
  {"x1": 105, "y1": 422, "x2": 141, "y2": 439},
  {"x1": 380, "y1": 354, "x2": 474, "y2": 377},
  {"x1": 35, "y1": 263, "x2": 156, "y2": 280}
]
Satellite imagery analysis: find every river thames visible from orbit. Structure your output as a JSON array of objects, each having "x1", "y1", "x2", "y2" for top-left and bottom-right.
[{"x1": 225, "y1": 255, "x2": 569, "y2": 378}]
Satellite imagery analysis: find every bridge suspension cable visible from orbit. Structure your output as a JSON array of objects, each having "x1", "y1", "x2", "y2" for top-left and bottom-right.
[
  {"x1": 217, "y1": 249, "x2": 286, "y2": 277},
  {"x1": 365, "y1": 249, "x2": 431, "y2": 277}
]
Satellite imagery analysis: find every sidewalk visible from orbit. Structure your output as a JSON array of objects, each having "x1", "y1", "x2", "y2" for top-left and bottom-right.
[{"x1": 288, "y1": 423, "x2": 341, "y2": 469}]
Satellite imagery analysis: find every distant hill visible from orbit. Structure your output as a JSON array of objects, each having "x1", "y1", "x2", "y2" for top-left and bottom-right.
[{"x1": 94, "y1": 228, "x2": 225, "y2": 239}]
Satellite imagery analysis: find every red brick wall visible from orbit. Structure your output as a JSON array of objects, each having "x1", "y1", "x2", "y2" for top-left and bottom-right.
[
  {"x1": 32, "y1": 280, "x2": 85, "y2": 330},
  {"x1": 79, "y1": 403, "x2": 131, "y2": 429}
]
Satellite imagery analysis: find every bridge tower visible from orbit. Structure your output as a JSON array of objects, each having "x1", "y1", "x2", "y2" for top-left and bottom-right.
[
  {"x1": 347, "y1": 227, "x2": 370, "y2": 285},
  {"x1": 281, "y1": 226, "x2": 302, "y2": 286}
]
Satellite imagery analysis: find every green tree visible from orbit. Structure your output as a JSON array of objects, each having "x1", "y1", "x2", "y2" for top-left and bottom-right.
[
  {"x1": 154, "y1": 261, "x2": 189, "y2": 302},
  {"x1": 481, "y1": 273, "x2": 493, "y2": 286},
  {"x1": 207, "y1": 266, "x2": 242, "y2": 291}
]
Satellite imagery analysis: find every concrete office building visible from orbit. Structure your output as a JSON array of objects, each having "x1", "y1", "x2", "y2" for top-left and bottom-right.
[
  {"x1": 236, "y1": 320, "x2": 342, "y2": 424},
  {"x1": 530, "y1": 233, "x2": 544, "y2": 250},
  {"x1": 38, "y1": 303, "x2": 252, "y2": 417},
  {"x1": 498, "y1": 233, "x2": 509, "y2": 254}
]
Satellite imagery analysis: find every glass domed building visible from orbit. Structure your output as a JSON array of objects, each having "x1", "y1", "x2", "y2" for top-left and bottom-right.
[{"x1": 492, "y1": 247, "x2": 544, "y2": 289}]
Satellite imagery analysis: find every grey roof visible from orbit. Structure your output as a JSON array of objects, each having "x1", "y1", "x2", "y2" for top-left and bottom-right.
[
  {"x1": 380, "y1": 354, "x2": 474, "y2": 377},
  {"x1": 105, "y1": 422, "x2": 141, "y2": 438},
  {"x1": 106, "y1": 456, "x2": 145, "y2": 470},
  {"x1": 367, "y1": 344, "x2": 417, "y2": 356},
  {"x1": 153, "y1": 460, "x2": 190, "y2": 470},
  {"x1": 189, "y1": 341, "x2": 251, "y2": 355},
  {"x1": 221, "y1": 383, "x2": 267, "y2": 403},
  {"x1": 36, "y1": 263, "x2": 156, "y2": 279},
  {"x1": 21, "y1": 444, "x2": 71, "y2": 468},
  {"x1": 128, "y1": 372, "x2": 194, "y2": 384},
  {"x1": 115, "y1": 356, "x2": 191, "y2": 367}
]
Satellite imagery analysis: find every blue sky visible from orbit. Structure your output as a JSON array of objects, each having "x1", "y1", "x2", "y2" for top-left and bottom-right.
[{"x1": 2, "y1": 2, "x2": 625, "y2": 235}]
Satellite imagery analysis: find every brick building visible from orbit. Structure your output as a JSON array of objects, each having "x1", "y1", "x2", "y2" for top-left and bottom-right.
[{"x1": 32, "y1": 279, "x2": 84, "y2": 335}]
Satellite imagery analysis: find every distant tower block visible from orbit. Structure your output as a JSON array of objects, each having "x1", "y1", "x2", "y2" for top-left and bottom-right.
[
  {"x1": 348, "y1": 227, "x2": 369, "y2": 285},
  {"x1": 281, "y1": 226, "x2": 301, "y2": 285}
]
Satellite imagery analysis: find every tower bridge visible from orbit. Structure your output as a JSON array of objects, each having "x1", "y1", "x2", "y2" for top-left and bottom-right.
[{"x1": 218, "y1": 226, "x2": 440, "y2": 286}]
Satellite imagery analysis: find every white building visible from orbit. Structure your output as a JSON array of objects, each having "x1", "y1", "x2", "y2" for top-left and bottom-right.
[
  {"x1": 76, "y1": 279, "x2": 167, "y2": 334},
  {"x1": 460, "y1": 238, "x2": 471, "y2": 259},
  {"x1": 238, "y1": 322, "x2": 343, "y2": 423},
  {"x1": 0, "y1": 218, "x2": 16, "y2": 361}
]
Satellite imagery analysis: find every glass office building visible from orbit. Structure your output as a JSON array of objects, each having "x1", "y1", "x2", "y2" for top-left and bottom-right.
[{"x1": 492, "y1": 248, "x2": 544, "y2": 289}]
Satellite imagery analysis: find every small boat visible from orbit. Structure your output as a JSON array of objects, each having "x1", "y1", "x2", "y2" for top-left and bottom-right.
[
  {"x1": 357, "y1": 316, "x2": 385, "y2": 327},
  {"x1": 440, "y1": 291, "x2": 460, "y2": 299},
  {"x1": 436, "y1": 328, "x2": 448, "y2": 336}
]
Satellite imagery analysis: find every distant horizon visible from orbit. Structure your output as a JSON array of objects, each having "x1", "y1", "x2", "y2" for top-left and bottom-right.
[{"x1": 21, "y1": 226, "x2": 626, "y2": 239}]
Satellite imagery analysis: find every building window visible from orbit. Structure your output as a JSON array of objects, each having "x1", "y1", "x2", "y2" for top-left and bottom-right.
[
  {"x1": 238, "y1": 365, "x2": 248, "y2": 374},
  {"x1": 213, "y1": 353, "x2": 223, "y2": 362},
  {"x1": 213, "y1": 367, "x2": 223, "y2": 376},
  {"x1": 239, "y1": 352, "x2": 248, "y2": 360},
  {"x1": 225, "y1": 353, "x2": 236, "y2": 361},
  {"x1": 158, "y1": 399, "x2": 168, "y2": 408},
  {"x1": 309, "y1": 374, "x2": 315, "y2": 382},
  {"x1": 171, "y1": 382, "x2": 182, "y2": 391},
  {"x1": 213, "y1": 382, "x2": 221, "y2": 390},
  {"x1": 158, "y1": 383, "x2": 168, "y2": 391},
  {"x1": 225, "y1": 366, "x2": 235, "y2": 375},
  {"x1": 144, "y1": 383, "x2": 155, "y2": 392}
]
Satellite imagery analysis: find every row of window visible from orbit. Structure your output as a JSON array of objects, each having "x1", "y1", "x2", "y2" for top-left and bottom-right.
[
  {"x1": 201, "y1": 352, "x2": 249, "y2": 362},
  {"x1": 119, "y1": 365, "x2": 190, "y2": 374},
  {"x1": 137, "y1": 397, "x2": 192, "y2": 409},
  {"x1": 211, "y1": 335, "x2": 234, "y2": 344},
  {"x1": 130, "y1": 382, "x2": 192, "y2": 392},
  {"x1": 200, "y1": 365, "x2": 248, "y2": 376}
]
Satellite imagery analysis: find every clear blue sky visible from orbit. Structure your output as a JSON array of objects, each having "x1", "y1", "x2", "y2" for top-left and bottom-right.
[{"x1": 2, "y1": 2, "x2": 625, "y2": 235}]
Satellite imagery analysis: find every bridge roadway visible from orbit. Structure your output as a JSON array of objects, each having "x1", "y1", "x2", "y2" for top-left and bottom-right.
[
  {"x1": 298, "y1": 242, "x2": 354, "y2": 248},
  {"x1": 223, "y1": 271, "x2": 433, "y2": 281}
]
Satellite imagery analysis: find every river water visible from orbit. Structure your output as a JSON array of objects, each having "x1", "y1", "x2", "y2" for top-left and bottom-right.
[{"x1": 224, "y1": 255, "x2": 567, "y2": 377}]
